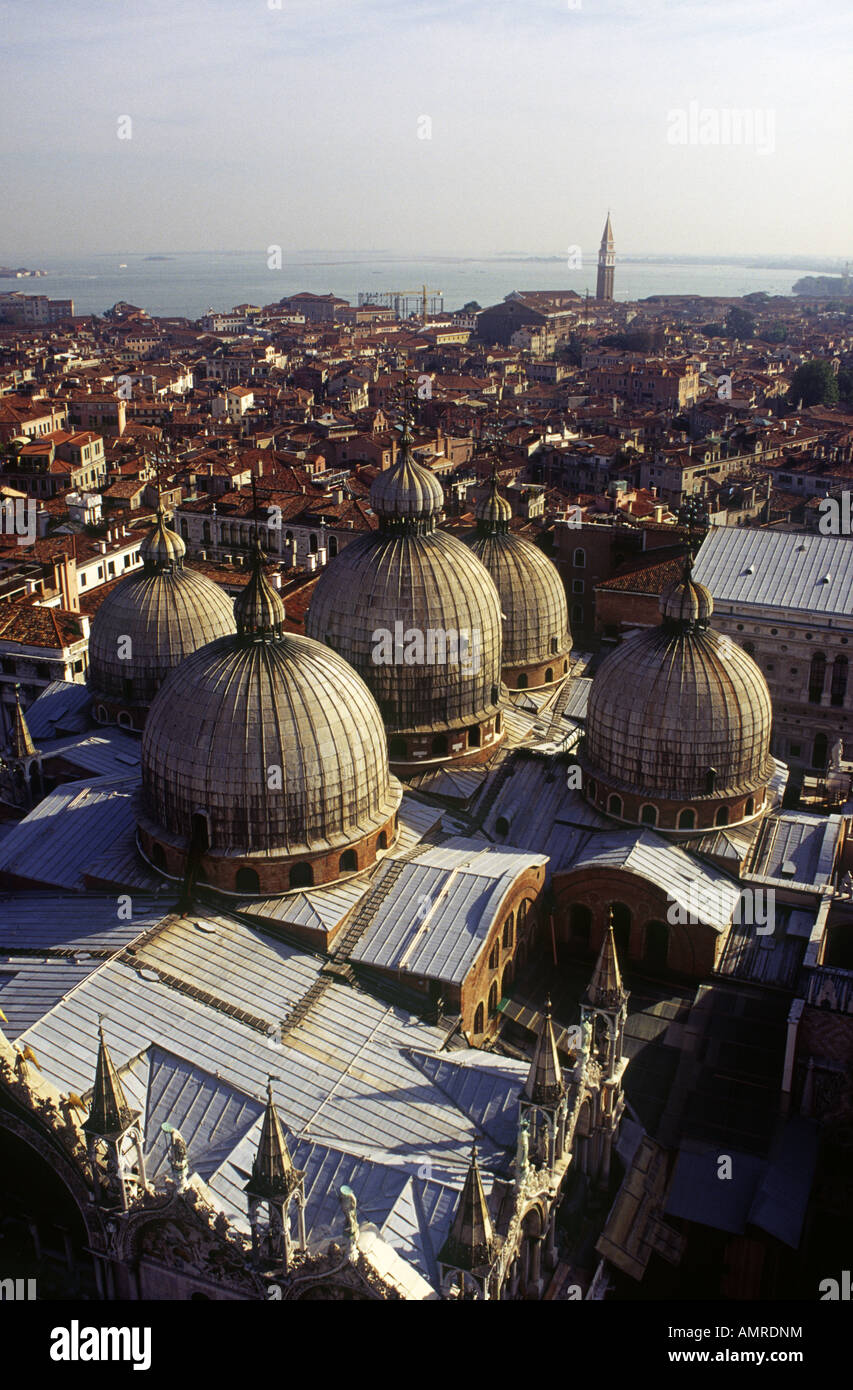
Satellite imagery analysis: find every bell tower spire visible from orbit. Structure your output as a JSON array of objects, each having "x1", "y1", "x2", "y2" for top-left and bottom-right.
[{"x1": 596, "y1": 211, "x2": 615, "y2": 301}]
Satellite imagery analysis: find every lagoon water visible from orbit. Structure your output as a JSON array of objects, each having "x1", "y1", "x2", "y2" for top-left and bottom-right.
[{"x1": 7, "y1": 251, "x2": 825, "y2": 320}]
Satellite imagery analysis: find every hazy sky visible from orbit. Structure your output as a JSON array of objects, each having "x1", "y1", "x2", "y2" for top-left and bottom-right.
[{"x1": 3, "y1": 0, "x2": 851, "y2": 259}]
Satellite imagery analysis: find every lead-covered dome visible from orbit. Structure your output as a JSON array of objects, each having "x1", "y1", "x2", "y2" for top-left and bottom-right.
[
  {"x1": 581, "y1": 567, "x2": 775, "y2": 832},
  {"x1": 305, "y1": 426, "x2": 505, "y2": 770},
  {"x1": 465, "y1": 476, "x2": 571, "y2": 689},
  {"x1": 88, "y1": 511, "x2": 236, "y2": 730},
  {"x1": 138, "y1": 544, "x2": 401, "y2": 895}
]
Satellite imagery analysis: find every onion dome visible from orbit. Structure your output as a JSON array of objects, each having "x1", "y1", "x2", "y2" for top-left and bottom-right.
[
  {"x1": 582, "y1": 563, "x2": 775, "y2": 830},
  {"x1": 369, "y1": 425, "x2": 445, "y2": 524},
  {"x1": 87, "y1": 511, "x2": 236, "y2": 730},
  {"x1": 305, "y1": 426, "x2": 504, "y2": 770},
  {"x1": 465, "y1": 476, "x2": 571, "y2": 689},
  {"x1": 139, "y1": 543, "x2": 401, "y2": 896}
]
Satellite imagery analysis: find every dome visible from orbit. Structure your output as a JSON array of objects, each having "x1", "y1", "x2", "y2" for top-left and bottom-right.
[
  {"x1": 583, "y1": 565, "x2": 775, "y2": 824},
  {"x1": 305, "y1": 429, "x2": 505, "y2": 768},
  {"x1": 139, "y1": 548, "x2": 402, "y2": 894},
  {"x1": 369, "y1": 432, "x2": 445, "y2": 522},
  {"x1": 466, "y1": 477, "x2": 571, "y2": 686},
  {"x1": 88, "y1": 513, "x2": 236, "y2": 728}
]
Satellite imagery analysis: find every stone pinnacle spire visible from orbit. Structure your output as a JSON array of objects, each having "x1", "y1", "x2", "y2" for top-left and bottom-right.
[
  {"x1": 83, "y1": 1022, "x2": 135, "y2": 1139},
  {"x1": 585, "y1": 918, "x2": 627, "y2": 1011},
  {"x1": 245, "y1": 1079, "x2": 302, "y2": 1201},
  {"x1": 522, "y1": 996, "x2": 565, "y2": 1105},
  {"x1": 8, "y1": 684, "x2": 37, "y2": 759},
  {"x1": 438, "y1": 1142, "x2": 499, "y2": 1273}
]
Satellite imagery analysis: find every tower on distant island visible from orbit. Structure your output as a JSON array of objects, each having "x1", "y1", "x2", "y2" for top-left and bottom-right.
[{"x1": 596, "y1": 212, "x2": 615, "y2": 301}]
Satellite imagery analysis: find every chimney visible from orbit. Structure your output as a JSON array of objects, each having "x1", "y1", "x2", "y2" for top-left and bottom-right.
[{"x1": 55, "y1": 554, "x2": 80, "y2": 612}]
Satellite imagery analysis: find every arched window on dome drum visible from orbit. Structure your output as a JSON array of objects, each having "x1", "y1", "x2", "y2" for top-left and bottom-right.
[
  {"x1": 545, "y1": 668, "x2": 553, "y2": 683},
  {"x1": 431, "y1": 734, "x2": 447, "y2": 757},
  {"x1": 517, "y1": 672, "x2": 528, "y2": 689},
  {"x1": 677, "y1": 808, "x2": 696, "y2": 830},
  {"x1": 289, "y1": 863, "x2": 313, "y2": 889},
  {"x1": 94, "y1": 705, "x2": 108, "y2": 723},
  {"x1": 502, "y1": 913, "x2": 514, "y2": 947},
  {"x1": 808, "y1": 651, "x2": 827, "y2": 704},
  {"x1": 831, "y1": 655, "x2": 848, "y2": 707},
  {"x1": 607, "y1": 794, "x2": 623, "y2": 818},
  {"x1": 468, "y1": 725, "x2": 481, "y2": 748},
  {"x1": 473, "y1": 1003, "x2": 484, "y2": 1034},
  {"x1": 488, "y1": 982, "x2": 498, "y2": 1014},
  {"x1": 573, "y1": 548, "x2": 586, "y2": 568},
  {"x1": 389, "y1": 735, "x2": 407, "y2": 760},
  {"x1": 339, "y1": 849, "x2": 358, "y2": 873},
  {"x1": 640, "y1": 804, "x2": 658, "y2": 826},
  {"x1": 117, "y1": 711, "x2": 133, "y2": 730},
  {"x1": 551, "y1": 636, "x2": 559, "y2": 654},
  {"x1": 235, "y1": 866, "x2": 260, "y2": 894},
  {"x1": 501, "y1": 964, "x2": 513, "y2": 998},
  {"x1": 715, "y1": 805, "x2": 730, "y2": 826},
  {"x1": 377, "y1": 830, "x2": 387, "y2": 850},
  {"x1": 745, "y1": 796, "x2": 755, "y2": 816}
]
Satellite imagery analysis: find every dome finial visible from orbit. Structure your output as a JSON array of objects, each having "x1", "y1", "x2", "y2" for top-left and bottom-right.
[{"x1": 234, "y1": 475, "x2": 286, "y2": 641}]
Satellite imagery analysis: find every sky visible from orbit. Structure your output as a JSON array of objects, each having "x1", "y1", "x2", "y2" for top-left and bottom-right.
[{"x1": 2, "y1": 0, "x2": 851, "y2": 260}]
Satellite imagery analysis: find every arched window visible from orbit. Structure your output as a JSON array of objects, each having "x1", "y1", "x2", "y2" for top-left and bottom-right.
[
  {"x1": 309, "y1": 533, "x2": 318, "y2": 554},
  {"x1": 569, "y1": 902, "x2": 591, "y2": 947},
  {"x1": 328, "y1": 535, "x2": 338, "y2": 558},
  {"x1": 715, "y1": 805, "x2": 730, "y2": 826},
  {"x1": 502, "y1": 913, "x2": 514, "y2": 947},
  {"x1": 607, "y1": 794, "x2": 623, "y2": 818},
  {"x1": 640, "y1": 803, "x2": 658, "y2": 826},
  {"x1": 812, "y1": 732, "x2": 828, "y2": 770},
  {"x1": 377, "y1": 830, "x2": 387, "y2": 850},
  {"x1": 516, "y1": 672, "x2": 528, "y2": 689},
  {"x1": 745, "y1": 796, "x2": 755, "y2": 816},
  {"x1": 235, "y1": 866, "x2": 260, "y2": 894},
  {"x1": 550, "y1": 636, "x2": 559, "y2": 654},
  {"x1": 285, "y1": 530, "x2": 293, "y2": 543},
  {"x1": 94, "y1": 704, "x2": 108, "y2": 723},
  {"x1": 809, "y1": 651, "x2": 827, "y2": 704},
  {"x1": 488, "y1": 982, "x2": 498, "y2": 1014},
  {"x1": 468, "y1": 724, "x2": 481, "y2": 748},
  {"x1": 643, "y1": 919, "x2": 669, "y2": 972},
  {"x1": 501, "y1": 963, "x2": 513, "y2": 998},
  {"x1": 677, "y1": 808, "x2": 696, "y2": 830},
  {"x1": 831, "y1": 655, "x2": 848, "y2": 707},
  {"x1": 202, "y1": 520, "x2": 211, "y2": 543},
  {"x1": 609, "y1": 903, "x2": 631, "y2": 958},
  {"x1": 339, "y1": 848, "x2": 358, "y2": 873},
  {"x1": 473, "y1": 1003, "x2": 484, "y2": 1034},
  {"x1": 117, "y1": 710, "x2": 134, "y2": 729},
  {"x1": 289, "y1": 862, "x2": 313, "y2": 889},
  {"x1": 431, "y1": 734, "x2": 447, "y2": 757},
  {"x1": 573, "y1": 548, "x2": 586, "y2": 568},
  {"x1": 389, "y1": 735, "x2": 408, "y2": 760},
  {"x1": 545, "y1": 668, "x2": 553, "y2": 683}
]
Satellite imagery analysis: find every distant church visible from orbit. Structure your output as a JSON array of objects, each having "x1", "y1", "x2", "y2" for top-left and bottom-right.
[{"x1": 596, "y1": 213, "x2": 615, "y2": 301}]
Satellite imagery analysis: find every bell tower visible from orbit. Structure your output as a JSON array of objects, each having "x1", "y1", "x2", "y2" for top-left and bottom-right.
[{"x1": 596, "y1": 212, "x2": 615, "y2": 302}]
